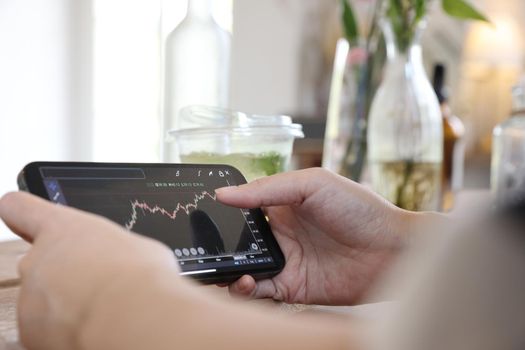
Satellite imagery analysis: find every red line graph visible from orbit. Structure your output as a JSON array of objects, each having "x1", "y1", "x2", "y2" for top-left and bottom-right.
[{"x1": 124, "y1": 191, "x2": 216, "y2": 230}]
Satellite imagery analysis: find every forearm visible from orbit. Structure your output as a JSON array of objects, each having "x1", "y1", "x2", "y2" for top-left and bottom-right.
[{"x1": 79, "y1": 270, "x2": 357, "y2": 350}]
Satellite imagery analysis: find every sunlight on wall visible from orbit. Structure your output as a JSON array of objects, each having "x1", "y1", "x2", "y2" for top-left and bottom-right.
[
  {"x1": 459, "y1": 15, "x2": 524, "y2": 156},
  {"x1": 92, "y1": 0, "x2": 232, "y2": 162},
  {"x1": 0, "y1": 0, "x2": 70, "y2": 241},
  {"x1": 93, "y1": 0, "x2": 162, "y2": 162}
]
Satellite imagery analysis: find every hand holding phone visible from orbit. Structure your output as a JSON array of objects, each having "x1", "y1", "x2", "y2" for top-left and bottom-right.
[{"x1": 18, "y1": 162, "x2": 285, "y2": 284}]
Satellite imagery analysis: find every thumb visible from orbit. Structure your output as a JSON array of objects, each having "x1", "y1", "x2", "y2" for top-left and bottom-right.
[
  {"x1": 228, "y1": 275, "x2": 280, "y2": 300},
  {"x1": 0, "y1": 192, "x2": 57, "y2": 243}
]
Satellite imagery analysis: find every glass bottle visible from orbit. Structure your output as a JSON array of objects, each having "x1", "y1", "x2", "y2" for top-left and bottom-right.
[
  {"x1": 491, "y1": 80, "x2": 525, "y2": 204},
  {"x1": 162, "y1": 0, "x2": 231, "y2": 162},
  {"x1": 432, "y1": 64, "x2": 465, "y2": 211},
  {"x1": 367, "y1": 18, "x2": 443, "y2": 211}
]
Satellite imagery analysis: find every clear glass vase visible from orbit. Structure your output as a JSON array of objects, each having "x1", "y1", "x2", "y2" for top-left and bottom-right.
[
  {"x1": 367, "y1": 18, "x2": 443, "y2": 211},
  {"x1": 323, "y1": 40, "x2": 369, "y2": 180},
  {"x1": 323, "y1": 38, "x2": 385, "y2": 182}
]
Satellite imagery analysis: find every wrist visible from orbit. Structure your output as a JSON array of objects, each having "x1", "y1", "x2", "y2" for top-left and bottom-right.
[
  {"x1": 400, "y1": 209, "x2": 451, "y2": 243},
  {"x1": 77, "y1": 265, "x2": 189, "y2": 350}
]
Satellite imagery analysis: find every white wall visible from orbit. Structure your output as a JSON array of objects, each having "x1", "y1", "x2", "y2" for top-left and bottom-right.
[
  {"x1": 230, "y1": 0, "x2": 303, "y2": 115},
  {"x1": 91, "y1": 0, "x2": 161, "y2": 162},
  {"x1": 0, "y1": 0, "x2": 91, "y2": 240}
]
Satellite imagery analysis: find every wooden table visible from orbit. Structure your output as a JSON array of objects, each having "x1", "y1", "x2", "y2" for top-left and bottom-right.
[{"x1": 0, "y1": 239, "x2": 29, "y2": 350}]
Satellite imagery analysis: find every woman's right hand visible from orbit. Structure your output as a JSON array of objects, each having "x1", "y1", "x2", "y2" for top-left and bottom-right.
[{"x1": 217, "y1": 168, "x2": 422, "y2": 306}]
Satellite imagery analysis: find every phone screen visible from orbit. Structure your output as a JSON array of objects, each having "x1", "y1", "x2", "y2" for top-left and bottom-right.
[{"x1": 30, "y1": 164, "x2": 281, "y2": 279}]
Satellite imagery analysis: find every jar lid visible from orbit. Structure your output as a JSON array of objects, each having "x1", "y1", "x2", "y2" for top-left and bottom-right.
[{"x1": 168, "y1": 105, "x2": 304, "y2": 139}]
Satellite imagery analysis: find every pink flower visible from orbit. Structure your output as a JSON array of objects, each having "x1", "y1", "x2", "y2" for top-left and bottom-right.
[{"x1": 348, "y1": 47, "x2": 368, "y2": 65}]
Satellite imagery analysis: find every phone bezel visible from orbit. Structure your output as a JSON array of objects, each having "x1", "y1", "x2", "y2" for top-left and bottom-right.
[{"x1": 18, "y1": 161, "x2": 285, "y2": 284}]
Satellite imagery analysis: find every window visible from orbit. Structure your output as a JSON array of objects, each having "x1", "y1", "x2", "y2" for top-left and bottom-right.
[{"x1": 0, "y1": 0, "x2": 232, "y2": 241}]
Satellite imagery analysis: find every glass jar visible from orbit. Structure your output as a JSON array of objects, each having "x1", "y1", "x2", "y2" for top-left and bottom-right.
[
  {"x1": 367, "y1": 18, "x2": 443, "y2": 211},
  {"x1": 491, "y1": 82, "x2": 525, "y2": 204}
]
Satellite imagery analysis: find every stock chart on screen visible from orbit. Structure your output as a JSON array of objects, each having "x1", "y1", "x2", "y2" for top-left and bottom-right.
[{"x1": 39, "y1": 166, "x2": 274, "y2": 274}]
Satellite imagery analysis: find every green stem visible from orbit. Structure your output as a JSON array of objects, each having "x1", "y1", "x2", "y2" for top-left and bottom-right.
[
  {"x1": 395, "y1": 159, "x2": 414, "y2": 208},
  {"x1": 386, "y1": 0, "x2": 420, "y2": 53},
  {"x1": 340, "y1": 0, "x2": 385, "y2": 181}
]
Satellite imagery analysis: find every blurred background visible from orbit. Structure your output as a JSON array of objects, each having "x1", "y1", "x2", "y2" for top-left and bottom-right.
[{"x1": 1, "y1": 0, "x2": 524, "y2": 239}]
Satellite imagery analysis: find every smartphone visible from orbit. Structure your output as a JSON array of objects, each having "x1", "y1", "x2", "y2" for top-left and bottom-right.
[{"x1": 17, "y1": 162, "x2": 285, "y2": 284}]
